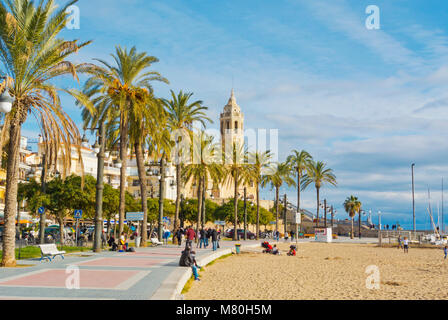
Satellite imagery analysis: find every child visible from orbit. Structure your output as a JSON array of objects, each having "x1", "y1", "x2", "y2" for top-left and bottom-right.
[
  {"x1": 403, "y1": 237, "x2": 409, "y2": 253},
  {"x1": 287, "y1": 245, "x2": 296, "y2": 256},
  {"x1": 272, "y1": 244, "x2": 280, "y2": 255}
]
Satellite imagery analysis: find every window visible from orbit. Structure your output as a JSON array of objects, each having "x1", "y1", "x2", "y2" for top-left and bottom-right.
[{"x1": 234, "y1": 121, "x2": 238, "y2": 133}]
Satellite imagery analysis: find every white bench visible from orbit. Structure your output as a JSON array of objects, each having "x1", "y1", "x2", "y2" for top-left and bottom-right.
[
  {"x1": 39, "y1": 244, "x2": 66, "y2": 262},
  {"x1": 150, "y1": 238, "x2": 163, "y2": 246}
]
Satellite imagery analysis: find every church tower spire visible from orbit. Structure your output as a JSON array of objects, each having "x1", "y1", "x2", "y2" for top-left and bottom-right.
[{"x1": 220, "y1": 89, "x2": 244, "y2": 148}]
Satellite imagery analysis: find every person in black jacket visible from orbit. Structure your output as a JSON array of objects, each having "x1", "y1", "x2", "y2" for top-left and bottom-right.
[
  {"x1": 175, "y1": 229, "x2": 183, "y2": 247},
  {"x1": 211, "y1": 228, "x2": 218, "y2": 251},
  {"x1": 179, "y1": 244, "x2": 201, "y2": 281},
  {"x1": 205, "y1": 228, "x2": 212, "y2": 248},
  {"x1": 199, "y1": 229, "x2": 206, "y2": 249}
]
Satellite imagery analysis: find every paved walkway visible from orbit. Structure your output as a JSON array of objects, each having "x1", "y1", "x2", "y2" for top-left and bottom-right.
[
  {"x1": 0, "y1": 240, "x2": 260, "y2": 300},
  {"x1": 0, "y1": 237, "x2": 378, "y2": 300}
]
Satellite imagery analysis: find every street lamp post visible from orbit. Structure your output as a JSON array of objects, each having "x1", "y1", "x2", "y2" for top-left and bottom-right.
[
  {"x1": 324, "y1": 199, "x2": 327, "y2": 228},
  {"x1": 38, "y1": 154, "x2": 46, "y2": 244},
  {"x1": 91, "y1": 120, "x2": 106, "y2": 253},
  {"x1": 359, "y1": 209, "x2": 363, "y2": 239},
  {"x1": 158, "y1": 158, "x2": 165, "y2": 242},
  {"x1": 283, "y1": 194, "x2": 287, "y2": 236},
  {"x1": 244, "y1": 187, "x2": 247, "y2": 241},
  {"x1": 180, "y1": 194, "x2": 185, "y2": 229},
  {"x1": 378, "y1": 210, "x2": 382, "y2": 246},
  {"x1": 330, "y1": 206, "x2": 334, "y2": 230},
  {"x1": 412, "y1": 163, "x2": 415, "y2": 234}
]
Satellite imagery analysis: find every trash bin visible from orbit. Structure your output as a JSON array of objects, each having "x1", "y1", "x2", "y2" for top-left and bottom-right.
[
  {"x1": 235, "y1": 244, "x2": 241, "y2": 254},
  {"x1": 135, "y1": 236, "x2": 141, "y2": 248}
]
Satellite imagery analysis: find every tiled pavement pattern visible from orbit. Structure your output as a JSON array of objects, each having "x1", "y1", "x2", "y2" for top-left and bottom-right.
[{"x1": 0, "y1": 240, "x2": 261, "y2": 300}]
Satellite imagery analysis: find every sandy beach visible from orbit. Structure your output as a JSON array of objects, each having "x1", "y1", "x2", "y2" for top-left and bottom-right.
[{"x1": 185, "y1": 242, "x2": 448, "y2": 300}]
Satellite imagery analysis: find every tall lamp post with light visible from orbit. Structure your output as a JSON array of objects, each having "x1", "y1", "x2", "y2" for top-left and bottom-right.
[
  {"x1": 411, "y1": 163, "x2": 416, "y2": 234},
  {"x1": 86, "y1": 120, "x2": 107, "y2": 253}
]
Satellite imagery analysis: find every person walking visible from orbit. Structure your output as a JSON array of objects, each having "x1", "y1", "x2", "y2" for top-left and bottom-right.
[
  {"x1": 199, "y1": 229, "x2": 206, "y2": 249},
  {"x1": 205, "y1": 228, "x2": 211, "y2": 248},
  {"x1": 397, "y1": 235, "x2": 402, "y2": 249},
  {"x1": 101, "y1": 230, "x2": 107, "y2": 248},
  {"x1": 212, "y1": 228, "x2": 218, "y2": 251},
  {"x1": 443, "y1": 246, "x2": 447, "y2": 260},
  {"x1": 176, "y1": 228, "x2": 183, "y2": 247},
  {"x1": 185, "y1": 226, "x2": 196, "y2": 248}
]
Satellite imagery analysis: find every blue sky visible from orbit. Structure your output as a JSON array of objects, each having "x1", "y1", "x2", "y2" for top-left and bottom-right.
[{"x1": 18, "y1": 0, "x2": 448, "y2": 230}]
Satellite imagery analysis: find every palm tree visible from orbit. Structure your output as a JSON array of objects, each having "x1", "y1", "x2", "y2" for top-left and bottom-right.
[
  {"x1": 182, "y1": 132, "x2": 223, "y2": 238},
  {"x1": 146, "y1": 102, "x2": 172, "y2": 242},
  {"x1": 248, "y1": 150, "x2": 273, "y2": 240},
  {"x1": 0, "y1": 0, "x2": 93, "y2": 267},
  {"x1": 261, "y1": 162, "x2": 295, "y2": 236},
  {"x1": 302, "y1": 161, "x2": 337, "y2": 227},
  {"x1": 224, "y1": 141, "x2": 252, "y2": 240},
  {"x1": 286, "y1": 150, "x2": 312, "y2": 217},
  {"x1": 81, "y1": 46, "x2": 168, "y2": 236},
  {"x1": 129, "y1": 94, "x2": 165, "y2": 246},
  {"x1": 344, "y1": 195, "x2": 362, "y2": 239},
  {"x1": 163, "y1": 90, "x2": 211, "y2": 240}
]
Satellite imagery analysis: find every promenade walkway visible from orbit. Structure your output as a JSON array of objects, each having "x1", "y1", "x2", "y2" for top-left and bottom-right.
[{"x1": 0, "y1": 239, "x2": 259, "y2": 300}]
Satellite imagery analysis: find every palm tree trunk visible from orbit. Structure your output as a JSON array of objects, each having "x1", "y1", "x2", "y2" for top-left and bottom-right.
[
  {"x1": 275, "y1": 186, "x2": 279, "y2": 234},
  {"x1": 256, "y1": 182, "x2": 260, "y2": 240},
  {"x1": 297, "y1": 171, "x2": 301, "y2": 212},
  {"x1": 233, "y1": 170, "x2": 239, "y2": 241},
  {"x1": 316, "y1": 187, "x2": 320, "y2": 227},
  {"x1": 134, "y1": 142, "x2": 148, "y2": 247},
  {"x1": 59, "y1": 216, "x2": 65, "y2": 249},
  {"x1": 351, "y1": 217, "x2": 354, "y2": 239},
  {"x1": 118, "y1": 114, "x2": 129, "y2": 235},
  {"x1": 297, "y1": 171, "x2": 301, "y2": 235},
  {"x1": 173, "y1": 163, "x2": 181, "y2": 244},
  {"x1": 1, "y1": 122, "x2": 21, "y2": 267},
  {"x1": 196, "y1": 176, "x2": 203, "y2": 241},
  {"x1": 158, "y1": 157, "x2": 165, "y2": 242},
  {"x1": 201, "y1": 177, "x2": 206, "y2": 229}
]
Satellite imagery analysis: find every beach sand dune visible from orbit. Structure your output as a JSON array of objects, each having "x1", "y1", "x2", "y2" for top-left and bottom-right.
[{"x1": 185, "y1": 242, "x2": 448, "y2": 300}]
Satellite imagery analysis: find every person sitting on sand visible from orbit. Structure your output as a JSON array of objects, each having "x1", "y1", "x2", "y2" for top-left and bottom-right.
[
  {"x1": 287, "y1": 245, "x2": 296, "y2": 256},
  {"x1": 272, "y1": 244, "x2": 280, "y2": 255},
  {"x1": 403, "y1": 237, "x2": 409, "y2": 253}
]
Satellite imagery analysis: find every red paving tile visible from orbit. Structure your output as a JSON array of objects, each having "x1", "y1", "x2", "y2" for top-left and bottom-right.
[
  {"x1": 77, "y1": 257, "x2": 169, "y2": 267},
  {"x1": 125, "y1": 252, "x2": 180, "y2": 257},
  {"x1": 0, "y1": 269, "x2": 141, "y2": 289}
]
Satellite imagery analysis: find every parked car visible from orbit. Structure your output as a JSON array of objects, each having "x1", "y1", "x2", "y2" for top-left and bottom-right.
[{"x1": 225, "y1": 229, "x2": 256, "y2": 240}]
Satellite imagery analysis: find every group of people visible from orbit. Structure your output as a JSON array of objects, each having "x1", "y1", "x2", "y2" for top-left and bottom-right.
[
  {"x1": 174, "y1": 226, "x2": 221, "y2": 251},
  {"x1": 261, "y1": 241, "x2": 297, "y2": 256}
]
